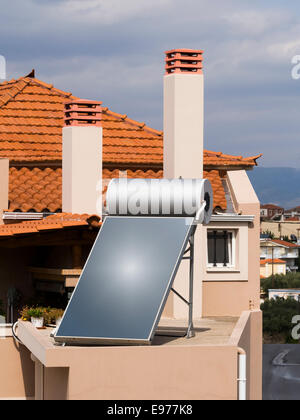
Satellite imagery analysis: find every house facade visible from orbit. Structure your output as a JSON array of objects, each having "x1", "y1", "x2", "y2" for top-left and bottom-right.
[
  {"x1": 260, "y1": 239, "x2": 300, "y2": 272},
  {"x1": 260, "y1": 204, "x2": 284, "y2": 220},
  {"x1": 260, "y1": 259, "x2": 287, "y2": 278},
  {"x1": 0, "y1": 49, "x2": 262, "y2": 400}
]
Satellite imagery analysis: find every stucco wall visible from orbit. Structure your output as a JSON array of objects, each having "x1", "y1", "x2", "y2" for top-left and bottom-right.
[
  {"x1": 229, "y1": 310, "x2": 262, "y2": 400},
  {"x1": 202, "y1": 171, "x2": 260, "y2": 317},
  {"x1": 0, "y1": 338, "x2": 34, "y2": 399}
]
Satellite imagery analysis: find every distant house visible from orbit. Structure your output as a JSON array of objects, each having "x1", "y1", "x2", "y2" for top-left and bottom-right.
[
  {"x1": 268, "y1": 289, "x2": 300, "y2": 301},
  {"x1": 260, "y1": 259, "x2": 286, "y2": 277},
  {"x1": 285, "y1": 206, "x2": 300, "y2": 221},
  {"x1": 260, "y1": 204, "x2": 284, "y2": 220},
  {"x1": 260, "y1": 239, "x2": 300, "y2": 272}
]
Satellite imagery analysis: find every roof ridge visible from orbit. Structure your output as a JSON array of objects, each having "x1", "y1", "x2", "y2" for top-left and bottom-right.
[
  {"x1": 0, "y1": 77, "x2": 30, "y2": 109},
  {"x1": 28, "y1": 78, "x2": 77, "y2": 99},
  {"x1": 102, "y1": 107, "x2": 163, "y2": 137}
]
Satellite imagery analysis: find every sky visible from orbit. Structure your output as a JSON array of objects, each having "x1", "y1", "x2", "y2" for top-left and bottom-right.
[{"x1": 1, "y1": 0, "x2": 300, "y2": 168}]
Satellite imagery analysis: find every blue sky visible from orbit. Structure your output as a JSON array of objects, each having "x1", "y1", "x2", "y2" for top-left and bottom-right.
[{"x1": 1, "y1": 0, "x2": 300, "y2": 167}]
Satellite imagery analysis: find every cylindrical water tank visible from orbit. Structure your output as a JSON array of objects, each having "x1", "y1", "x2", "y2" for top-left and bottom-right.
[{"x1": 106, "y1": 178, "x2": 213, "y2": 225}]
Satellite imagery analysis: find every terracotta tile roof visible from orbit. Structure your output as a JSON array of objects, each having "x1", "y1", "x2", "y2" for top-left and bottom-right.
[
  {"x1": 0, "y1": 75, "x2": 261, "y2": 214},
  {"x1": 0, "y1": 77, "x2": 162, "y2": 165},
  {"x1": 203, "y1": 150, "x2": 262, "y2": 169},
  {"x1": 267, "y1": 239, "x2": 300, "y2": 248},
  {"x1": 8, "y1": 167, "x2": 226, "y2": 213},
  {"x1": 261, "y1": 204, "x2": 284, "y2": 210},
  {"x1": 260, "y1": 259, "x2": 286, "y2": 265},
  {"x1": 9, "y1": 166, "x2": 62, "y2": 212},
  {"x1": 0, "y1": 76, "x2": 261, "y2": 167},
  {"x1": 0, "y1": 213, "x2": 101, "y2": 238}
]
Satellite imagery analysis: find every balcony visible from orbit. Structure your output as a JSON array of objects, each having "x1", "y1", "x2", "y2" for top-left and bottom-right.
[{"x1": 0, "y1": 311, "x2": 262, "y2": 400}]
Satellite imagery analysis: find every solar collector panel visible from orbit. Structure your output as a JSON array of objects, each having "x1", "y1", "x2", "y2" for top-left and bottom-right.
[{"x1": 55, "y1": 216, "x2": 195, "y2": 345}]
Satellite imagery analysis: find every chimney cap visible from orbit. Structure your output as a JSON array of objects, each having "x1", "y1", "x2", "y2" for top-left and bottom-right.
[
  {"x1": 64, "y1": 99, "x2": 102, "y2": 127},
  {"x1": 165, "y1": 49, "x2": 203, "y2": 75},
  {"x1": 165, "y1": 48, "x2": 204, "y2": 55}
]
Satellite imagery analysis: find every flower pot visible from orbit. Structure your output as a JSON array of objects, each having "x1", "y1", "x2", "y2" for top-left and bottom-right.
[{"x1": 31, "y1": 317, "x2": 44, "y2": 328}]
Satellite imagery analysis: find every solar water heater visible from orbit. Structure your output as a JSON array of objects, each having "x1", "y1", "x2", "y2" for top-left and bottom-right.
[{"x1": 54, "y1": 178, "x2": 213, "y2": 345}]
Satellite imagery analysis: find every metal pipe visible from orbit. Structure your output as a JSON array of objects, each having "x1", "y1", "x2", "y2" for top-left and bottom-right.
[
  {"x1": 237, "y1": 348, "x2": 247, "y2": 401},
  {"x1": 186, "y1": 235, "x2": 195, "y2": 338}
]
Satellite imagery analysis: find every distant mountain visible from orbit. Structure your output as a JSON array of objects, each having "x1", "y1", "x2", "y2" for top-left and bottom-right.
[{"x1": 247, "y1": 167, "x2": 300, "y2": 210}]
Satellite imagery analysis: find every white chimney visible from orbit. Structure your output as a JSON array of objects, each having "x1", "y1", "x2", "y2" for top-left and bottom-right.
[
  {"x1": 62, "y1": 100, "x2": 102, "y2": 216},
  {"x1": 164, "y1": 49, "x2": 204, "y2": 178},
  {"x1": 163, "y1": 49, "x2": 204, "y2": 320}
]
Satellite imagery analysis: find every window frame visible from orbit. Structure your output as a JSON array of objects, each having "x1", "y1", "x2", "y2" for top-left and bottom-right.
[{"x1": 206, "y1": 229, "x2": 237, "y2": 269}]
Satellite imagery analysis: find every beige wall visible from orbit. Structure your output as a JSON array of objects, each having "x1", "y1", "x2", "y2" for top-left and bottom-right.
[
  {"x1": 229, "y1": 310, "x2": 262, "y2": 400},
  {"x1": 163, "y1": 73, "x2": 204, "y2": 179},
  {"x1": 0, "y1": 312, "x2": 262, "y2": 400},
  {"x1": 65, "y1": 345, "x2": 237, "y2": 400},
  {"x1": 163, "y1": 72, "x2": 204, "y2": 319},
  {"x1": 262, "y1": 221, "x2": 300, "y2": 238},
  {"x1": 12, "y1": 312, "x2": 262, "y2": 400},
  {"x1": 0, "y1": 338, "x2": 34, "y2": 399},
  {"x1": 203, "y1": 171, "x2": 261, "y2": 317},
  {"x1": 62, "y1": 126, "x2": 102, "y2": 216}
]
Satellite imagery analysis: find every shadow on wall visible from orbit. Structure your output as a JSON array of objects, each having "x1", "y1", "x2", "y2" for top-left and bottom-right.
[
  {"x1": 0, "y1": 337, "x2": 34, "y2": 399},
  {"x1": 14, "y1": 340, "x2": 35, "y2": 399}
]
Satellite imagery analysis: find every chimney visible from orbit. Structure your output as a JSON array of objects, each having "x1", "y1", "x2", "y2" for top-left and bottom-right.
[
  {"x1": 163, "y1": 49, "x2": 204, "y2": 320},
  {"x1": 164, "y1": 49, "x2": 204, "y2": 178},
  {"x1": 62, "y1": 100, "x2": 102, "y2": 216}
]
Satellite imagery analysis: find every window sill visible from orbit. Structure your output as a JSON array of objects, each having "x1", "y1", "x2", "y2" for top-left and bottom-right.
[{"x1": 206, "y1": 267, "x2": 240, "y2": 273}]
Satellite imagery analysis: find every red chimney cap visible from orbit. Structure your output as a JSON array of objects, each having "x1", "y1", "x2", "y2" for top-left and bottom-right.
[
  {"x1": 165, "y1": 49, "x2": 203, "y2": 75},
  {"x1": 64, "y1": 100, "x2": 102, "y2": 127}
]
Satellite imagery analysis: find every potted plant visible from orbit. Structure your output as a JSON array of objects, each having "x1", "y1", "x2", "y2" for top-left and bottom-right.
[
  {"x1": 51, "y1": 309, "x2": 64, "y2": 327},
  {"x1": 27, "y1": 308, "x2": 44, "y2": 328}
]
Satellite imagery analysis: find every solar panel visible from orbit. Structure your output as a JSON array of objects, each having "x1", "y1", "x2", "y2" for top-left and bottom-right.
[{"x1": 55, "y1": 216, "x2": 195, "y2": 345}]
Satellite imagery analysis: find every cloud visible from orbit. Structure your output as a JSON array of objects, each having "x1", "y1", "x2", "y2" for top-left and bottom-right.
[{"x1": 1, "y1": 0, "x2": 300, "y2": 167}]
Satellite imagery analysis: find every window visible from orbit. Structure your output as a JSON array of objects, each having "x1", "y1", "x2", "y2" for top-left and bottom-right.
[{"x1": 207, "y1": 230, "x2": 235, "y2": 268}]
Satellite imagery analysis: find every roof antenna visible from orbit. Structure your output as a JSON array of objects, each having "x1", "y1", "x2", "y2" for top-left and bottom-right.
[{"x1": 25, "y1": 69, "x2": 35, "y2": 78}]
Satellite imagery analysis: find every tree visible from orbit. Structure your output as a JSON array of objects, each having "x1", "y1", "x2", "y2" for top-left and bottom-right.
[
  {"x1": 261, "y1": 297, "x2": 299, "y2": 343},
  {"x1": 261, "y1": 272, "x2": 300, "y2": 295},
  {"x1": 261, "y1": 230, "x2": 275, "y2": 239}
]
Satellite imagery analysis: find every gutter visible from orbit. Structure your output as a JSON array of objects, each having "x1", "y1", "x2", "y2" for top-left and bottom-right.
[
  {"x1": 3, "y1": 212, "x2": 55, "y2": 221},
  {"x1": 210, "y1": 214, "x2": 255, "y2": 223},
  {"x1": 237, "y1": 347, "x2": 247, "y2": 401}
]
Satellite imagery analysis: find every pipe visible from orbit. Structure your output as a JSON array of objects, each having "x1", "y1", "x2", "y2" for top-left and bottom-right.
[
  {"x1": 237, "y1": 347, "x2": 247, "y2": 401},
  {"x1": 12, "y1": 321, "x2": 23, "y2": 345}
]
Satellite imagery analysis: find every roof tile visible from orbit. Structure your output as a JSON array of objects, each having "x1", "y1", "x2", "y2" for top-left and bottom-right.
[{"x1": 0, "y1": 75, "x2": 261, "y2": 214}]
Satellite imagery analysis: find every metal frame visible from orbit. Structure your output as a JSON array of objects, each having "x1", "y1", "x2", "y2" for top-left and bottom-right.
[
  {"x1": 54, "y1": 216, "x2": 196, "y2": 346},
  {"x1": 170, "y1": 230, "x2": 195, "y2": 339}
]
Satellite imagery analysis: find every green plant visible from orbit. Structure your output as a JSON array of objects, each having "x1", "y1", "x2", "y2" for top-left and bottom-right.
[
  {"x1": 262, "y1": 230, "x2": 275, "y2": 239},
  {"x1": 261, "y1": 272, "x2": 300, "y2": 294},
  {"x1": 51, "y1": 309, "x2": 64, "y2": 321},
  {"x1": 20, "y1": 306, "x2": 64, "y2": 324},
  {"x1": 27, "y1": 308, "x2": 44, "y2": 319}
]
